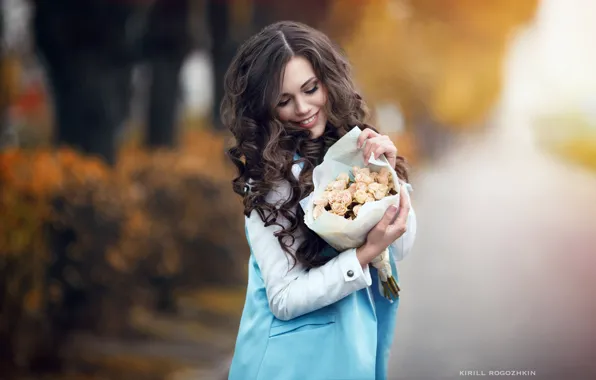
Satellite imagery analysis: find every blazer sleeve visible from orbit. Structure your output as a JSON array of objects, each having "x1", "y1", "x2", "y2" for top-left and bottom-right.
[
  {"x1": 390, "y1": 182, "x2": 417, "y2": 261},
  {"x1": 245, "y1": 180, "x2": 372, "y2": 321}
]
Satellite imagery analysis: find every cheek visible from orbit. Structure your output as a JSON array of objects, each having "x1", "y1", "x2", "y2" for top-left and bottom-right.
[
  {"x1": 277, "y1": 107, "x2": 292, "y2": 122},
  {"x1": 317, "y1": 87, "x2": 328, "y2": 108}
]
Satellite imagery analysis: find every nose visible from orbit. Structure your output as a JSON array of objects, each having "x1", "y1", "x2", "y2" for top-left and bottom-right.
[{"x1": 294, "y1": 96, "x2": 311, "y2": 117}]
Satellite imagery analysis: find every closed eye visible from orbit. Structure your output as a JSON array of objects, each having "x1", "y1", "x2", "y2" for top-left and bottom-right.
[
  {"x1": 277, "y1": 98, "x2": 290, "y2": 107},
  {"x1": 305, "y1": 84, "x2": 319, "y2": 94}
]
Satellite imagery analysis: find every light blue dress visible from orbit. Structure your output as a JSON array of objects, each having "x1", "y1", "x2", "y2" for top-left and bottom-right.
[{"x1": 228, "y1": 236, "x2": 401, "y2": 380}]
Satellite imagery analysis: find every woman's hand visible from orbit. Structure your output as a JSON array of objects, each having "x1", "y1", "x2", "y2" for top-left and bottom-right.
[
  {"x1": 356, "y1": 128, "x2": 398, "y2": 167},
  {"x1": 356, "y1": 184, "x2": 410, "y2": 266}
]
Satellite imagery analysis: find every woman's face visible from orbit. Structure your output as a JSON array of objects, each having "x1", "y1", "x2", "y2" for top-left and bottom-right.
[{"x1": 276, "y1": 56, "x2": 328, "y2": 139}]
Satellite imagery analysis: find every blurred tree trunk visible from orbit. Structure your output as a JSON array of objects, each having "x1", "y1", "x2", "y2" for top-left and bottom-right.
[
  {"x1": 0, "y1": 4, "x2": 16, "y2": 150},
  {"x1": 207, "y1": 0, "x2": 235, "y2": 131},
  {"x1": 32, "y1": 0, "x2": 140, "y2": 165},
  {"x1": 254, "y1": 0, "x2": 332, "y2": 30},
  {"x1": 142, "y1": 0, "x2": 191, "y2": 309},
  {"x1": 143, "y1": 0, "x2": 191, "y2": 148},
  {"x1": 0, "y1": 3, "x2": 6, "y2": 149}
]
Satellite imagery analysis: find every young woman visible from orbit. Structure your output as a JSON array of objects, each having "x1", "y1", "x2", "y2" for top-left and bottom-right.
[{"x1": 221, "y1": 21, "x2": 417, "y2": 380}]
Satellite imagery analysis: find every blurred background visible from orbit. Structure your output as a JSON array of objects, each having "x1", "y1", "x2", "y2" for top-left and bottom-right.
[{"x1": 1, "y1": 0, "x2": 595, "y2": 379}]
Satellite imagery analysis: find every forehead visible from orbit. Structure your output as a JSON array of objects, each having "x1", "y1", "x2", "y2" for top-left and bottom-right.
[{"x1": 281, "y1": 56, "x2": 316, "y2": 92}]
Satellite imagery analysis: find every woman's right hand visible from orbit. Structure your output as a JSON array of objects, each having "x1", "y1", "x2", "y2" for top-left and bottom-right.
[{"x1": 356, "y1": 184, "x2": 411, "y2": 266}]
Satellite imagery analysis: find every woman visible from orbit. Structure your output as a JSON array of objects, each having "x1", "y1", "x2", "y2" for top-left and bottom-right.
[{"x1": 221, "y1": 21, "x2": 417, "y2": 380}]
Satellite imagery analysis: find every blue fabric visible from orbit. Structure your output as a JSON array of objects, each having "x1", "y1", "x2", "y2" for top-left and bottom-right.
[
  {"x1": 229, "y1": 152, "x2": 401, "y2": 379},
  {"x1": 293, "y1": 152, "x2": 303, "y2": 168},
  {"x1": 372, "y1": 248, "x2": 401, "y2": 379},
  {"x1": 228, "y1": 227, "x2": 400, "y2": 380}
]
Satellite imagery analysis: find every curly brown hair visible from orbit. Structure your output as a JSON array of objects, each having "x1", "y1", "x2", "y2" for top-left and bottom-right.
[{"x1": 221, "y1": 21, "x2": 408, "y2": 269}]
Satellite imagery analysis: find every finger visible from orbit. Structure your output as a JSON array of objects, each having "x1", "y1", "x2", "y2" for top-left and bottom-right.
[
  {"x1": 380, "y1": 137, "x2": 397, "y2": 156},
  {"x1": 374, "y1": 145, "x2": 388, "y2": 160},
  {"x1": 390, "y1": 185, "x2": 410, "y2": 230},
  {"x1": 378, "y1": 139, "x2": 397, "y2": 165},
  {"x1": 364, "y1": 136, "x2": 384, "y2": 162},
  {"x1": 357, "y1": 128, "x2": 379, "y2": 149},
  {"x1": 371, "y1": 140, "x2": 396, "y2": 161},
  {"x1": 384, "y1": 148, "x2": 397, "y2": 159},
  {"x1": 376, "y1": 204, "x2": 399, "y2": 230},
  {"x1": 357, "y1": 129, "x2": 373, "y2": 149},
  {"x1": 363, "y1": 143, "x2": 374, "y2": 163},
  {"x1": 363, "y1": 139, "x2": 379, "y2": 163},
  {"x1": 387, "y1": 156, "x2": 397, "y2": 168}
]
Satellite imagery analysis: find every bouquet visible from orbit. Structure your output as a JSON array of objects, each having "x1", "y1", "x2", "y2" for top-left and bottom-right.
[
  {"x1": 312, "y1": 166, "x2": 397, "y2": 221},
  {"x1": 300, "y1": 127, "x2": 403, "y2": 300}
]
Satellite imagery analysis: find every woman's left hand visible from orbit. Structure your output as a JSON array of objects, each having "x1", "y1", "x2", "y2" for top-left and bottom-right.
[{"x1": 356, "y1": 128, "x2": 398, "y2": 167}]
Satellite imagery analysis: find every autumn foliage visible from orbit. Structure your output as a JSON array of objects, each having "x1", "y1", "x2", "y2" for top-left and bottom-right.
[
  {"x1": 330, "y1": 0, "x2": 539, "y2": 128},
  {"x1": 0, "y1": 130, "x2": 247, "y2": 369},
  {"x1": 534, "y1": 113, "x2": 596, "y2": 172}
]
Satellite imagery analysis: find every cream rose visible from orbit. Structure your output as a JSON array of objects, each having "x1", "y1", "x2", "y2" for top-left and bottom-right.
[
  {"x1": 355, "y1": 182, "x2": 368, "y2": 192},
  {"x1": 373, "y1": 190, "x2": 386, "y2": 200},
  {"x1": 367, "y1": 182, "x2": 382, "y2": 193},
  {"x1": 376, "y1": 172, "x2": 389, "y2": 185},
  {"x1": 328, "y1": 180, "x2": 348, "y2": 191},
  {"x1": 368, "y1": 183, "x2": 389, "y2": 200},
  {"x1": 354, "y1": 189, "x2": 368, "y2": 204},
  {"x1": 355, "y1": 172, "x2": 373, "y2": 184},
  {"x1": 314, "y1": 191, "x2": 331, "y2": 207},
  {"x1": 313, "y1": 204, "x2": 325, "y2": 219},
  {"x1": 330, "y1": 202, "x2": 348, "y2": 216},
  {"x1": 336, "y1": 172, "x2": 350, "y2": 183},
  {"x1": 336, "y1": 189, "x2": 353, "y2": 205},
  {"x1": 326, "y1": 190, "x2": 341, "y2": 204}
]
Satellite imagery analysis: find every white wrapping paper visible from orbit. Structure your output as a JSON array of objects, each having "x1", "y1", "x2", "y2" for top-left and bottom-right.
[{"x1": 299, "y1": 126, "x2": 401, "y2": 252}]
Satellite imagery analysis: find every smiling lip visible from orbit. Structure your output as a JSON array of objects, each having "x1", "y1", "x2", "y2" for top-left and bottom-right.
[{"x1": 295, "y1": 112, "x2": 319, "y2": 128}]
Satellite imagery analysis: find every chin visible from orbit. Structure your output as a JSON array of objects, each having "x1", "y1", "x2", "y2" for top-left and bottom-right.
[{"x1": 308, "y1": 124, "x2": 326, "y2": 139}]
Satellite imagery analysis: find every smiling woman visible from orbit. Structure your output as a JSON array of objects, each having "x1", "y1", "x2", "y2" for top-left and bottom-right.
[{"x1": 220, "y1": 21, "x2": 416, "y2": 380}]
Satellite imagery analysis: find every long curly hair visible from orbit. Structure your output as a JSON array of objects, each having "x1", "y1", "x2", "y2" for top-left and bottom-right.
[{"x1": 221, "y1": 21, "x2": 408, "y2": 269}]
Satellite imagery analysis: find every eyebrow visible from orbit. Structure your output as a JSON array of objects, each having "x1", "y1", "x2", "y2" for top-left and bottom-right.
[{"x1": 280, "y1": 77, "x2": 317, "y2": 96}]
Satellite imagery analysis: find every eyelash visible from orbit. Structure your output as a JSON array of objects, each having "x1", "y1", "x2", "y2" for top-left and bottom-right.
[
  {"x1": 277, "y1": 84, "x2": 319, "y2": 107},
  {"x1": 305, "y1": 84, "x2": 319, "y2": 94}
]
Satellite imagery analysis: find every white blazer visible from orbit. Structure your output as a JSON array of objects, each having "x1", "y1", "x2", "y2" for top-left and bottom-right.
[{"x1": 245, "y1": 162, "x2": 417, "y2": 321}]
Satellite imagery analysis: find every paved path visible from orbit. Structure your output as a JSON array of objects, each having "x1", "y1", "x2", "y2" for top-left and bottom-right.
[
  {"x1": 58, "y1": 289, "x2": 242, "y2": 380},
  {"x1": 387, "y1": 124, "x2": 596, "y2": 380}
]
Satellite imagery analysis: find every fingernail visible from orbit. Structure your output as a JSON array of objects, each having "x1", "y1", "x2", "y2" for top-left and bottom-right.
[{"x1": 389, "y1": 205, "x2": 398, "y2": 213}]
